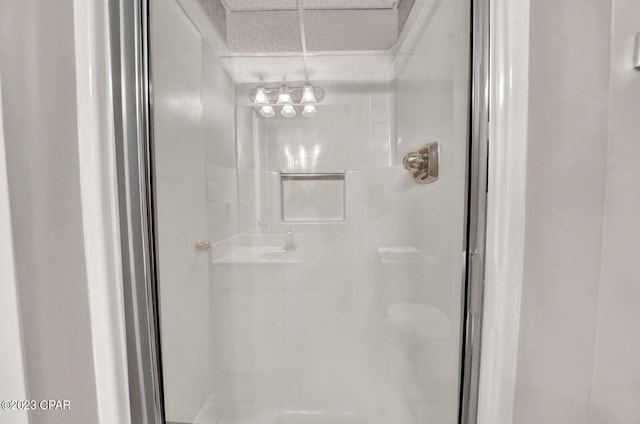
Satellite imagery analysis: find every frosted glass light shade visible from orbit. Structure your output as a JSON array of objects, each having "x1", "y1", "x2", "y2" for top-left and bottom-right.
[
  {"x1": 281, "y1": 104, "x2": 297, "y2": 118},
  {"x1": 277, "y1": 84, "x2": 293, "y2": 105},
  {"x1": 302, "y1": 104, "x2": 316, "y2": 118},
  {"x1": 259, "y1": 105, "x2": 275, "y2": 118},
  {"x1": 253, "y1": 86, "x2": 269, "y2": 105},
  {"x1": 301, "y1": 84, "x2": 317, "y2": 104}
]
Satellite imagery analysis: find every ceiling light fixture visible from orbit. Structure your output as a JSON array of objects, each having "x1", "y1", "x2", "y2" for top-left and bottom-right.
[
  {"x1": 253, "y1": 84, "x2": 275, "y2": 118},
  {"x1": 259, "y1": 105, "x2": 275, "y2": 118},
  {"x1": 301, "y1": 84, "x2": 317, "y2": 104},
  {"x1": 277, "y1": 84, "x2": 293, "y2": 106},
  {"x1": 248, "y1": 80, "x2": 324, "y2": 119},
  {"x1": 281, "y1": 104, "x2": 297, "y2": 118},
  {"x1": 302, "y1": 104, "x2": 316, "y2": 118},
  {"x1": 300, "y1": 83, "x2": 317, "y2": 118},
  {"x1": 253, "y1": 86, "x2": 269, "y2": 106},
  {"x1": 277, "y1": 84, "x2": 296, "y2": 118}
]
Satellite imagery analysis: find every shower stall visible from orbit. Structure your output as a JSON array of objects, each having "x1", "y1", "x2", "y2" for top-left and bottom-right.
[{"x1": 113, "y1": 0, "x2": 488, "y2": 422}]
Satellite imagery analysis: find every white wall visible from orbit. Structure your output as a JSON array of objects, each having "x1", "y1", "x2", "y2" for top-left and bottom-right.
[
  {"x1": 513, "y1": 0, "x2": 640, "y2": 422},
  {"x1": 591, "y1": 0, "x2": 640, "y2": 421},
  {"x1": 513, "y1": 1, "x2": 612, "y2": 422},
  {"x1": 0, "y1": 1, "x2": 102, "y2": 423},
  {"x1": 0, "y1": 53, "x2": 29, "y2": 424},
  {"x1": 258, "y1": 84, "x2": 395, "y2": 172}
]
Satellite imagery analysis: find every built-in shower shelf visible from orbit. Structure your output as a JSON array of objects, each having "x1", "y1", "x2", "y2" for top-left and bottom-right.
[
  {"x1": 213, "y1": 246, "x2": 300, "y2": 264},
  {"x1": 377, "y1": 246, "x2": 433, "y2": 263},
  {"x1": 280, "y1": 172, "x2": 345, "y2": 179},
  {"x1": 280, "y1": 172, "x2": 345, "y2": 223}
]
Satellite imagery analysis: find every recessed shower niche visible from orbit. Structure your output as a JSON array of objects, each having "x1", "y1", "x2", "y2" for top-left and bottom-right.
[
  {"x1": 280, "y1": 173, "x2": 345, "y2": 223},
  {"x1": 148, "y1": 0, "x2": 473, "y2": 422}
]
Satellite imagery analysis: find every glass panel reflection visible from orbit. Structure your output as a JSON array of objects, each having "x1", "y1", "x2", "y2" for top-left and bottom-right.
[{"x1": 150, "y1": 0, "x2": 470, "y2": 421}]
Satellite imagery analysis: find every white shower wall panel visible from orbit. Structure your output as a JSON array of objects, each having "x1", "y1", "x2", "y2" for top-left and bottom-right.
[
  {"x1": 346, "y1": 166, "x2": 464, "y2": 421},
  {"x1": 202, "y1": 35, "x2": 245, "y2": 243},
  {"x1": 152, "y1": 0, "x2": 244, "y2": 421},
  {"x1": 202, "y1": 39, "x2": 237, "y2": 170},
  {"x1": 237, "y1": 83, "x2": 396, "y2": 173},
  {"x1": 206, "y1": 164, "x2": 240, "y2": 242},
  {"x1": 207, "y1": 165, "x2": 465, "y2": 422},
  {"x1": 235, "y1": 108, "x2": 258, "y2": 234}
]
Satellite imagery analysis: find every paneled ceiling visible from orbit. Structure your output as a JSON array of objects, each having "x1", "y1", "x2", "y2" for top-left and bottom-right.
[
  {"x1": 198, "y1": 0, "x2": 416, "y2": 53},
  {"x1": 181, "y1": 0, "x2": 430, "y2": 82}
]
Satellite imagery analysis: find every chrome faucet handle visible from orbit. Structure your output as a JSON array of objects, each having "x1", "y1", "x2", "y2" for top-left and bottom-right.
[
  {"x1": 402, "y1": 142, "x2": 439, "y2": 184},
  {"x1": 403, "y1": 152, "x2": 425, "y2": 173}
]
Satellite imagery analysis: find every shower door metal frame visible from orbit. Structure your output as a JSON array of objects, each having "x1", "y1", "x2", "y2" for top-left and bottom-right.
[
  {"x1": 458, "y1": 0, "x2": 490, "y2": 422},
  {"x1": 108, "y1": 0, "x2": 164, "y2": 423},
  {"x1": 109, "y1": 0, "x2": 490, "y2": 422}
]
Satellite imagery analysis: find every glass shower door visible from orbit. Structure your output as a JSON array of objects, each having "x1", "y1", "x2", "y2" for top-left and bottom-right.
[{"x1": 149, "y1": 0, "x2": 472, "y2": 422}]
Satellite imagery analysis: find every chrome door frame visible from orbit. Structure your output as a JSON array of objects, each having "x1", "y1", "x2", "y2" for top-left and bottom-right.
[
  {"x1": 459, "y1": 0, "x2": 490, "y2": 423},
  {"x1": 108, "y1": 0, "x2": 164, "y2": 423},
  {"x1": 110, "y1": 0, "x2": 490, "y2": 422}
]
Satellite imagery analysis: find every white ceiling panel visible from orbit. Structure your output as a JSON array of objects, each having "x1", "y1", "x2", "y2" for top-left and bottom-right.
[{"x1": 221, "y1": 0, "x2": 398, "y2": 12}]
